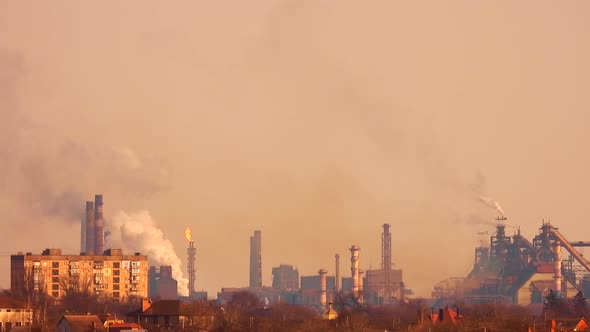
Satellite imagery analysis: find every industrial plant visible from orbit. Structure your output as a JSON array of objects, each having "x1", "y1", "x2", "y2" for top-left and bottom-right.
[
  {"x1": 12, "y1": 193, "x2": 590, "y2": 315},
  {"x1": 217, "y1": 224, "x2": 407, "y2": 311},
  {"x1": 432, "y1": 218, "x2": 590, "y2": 305}
]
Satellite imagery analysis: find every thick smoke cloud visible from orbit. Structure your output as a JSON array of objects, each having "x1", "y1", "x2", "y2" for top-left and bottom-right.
[
  {"x1": 0, "y1": 48, "x2": 177, "y2": 285},
  {"x1": 106, "y1": 211, "x2": 189, "y2": 296}
]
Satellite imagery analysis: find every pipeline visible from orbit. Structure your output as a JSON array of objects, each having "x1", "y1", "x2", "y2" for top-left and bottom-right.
[{"x1": 549, "y1": 226, "x2": 590, "y2": 273}]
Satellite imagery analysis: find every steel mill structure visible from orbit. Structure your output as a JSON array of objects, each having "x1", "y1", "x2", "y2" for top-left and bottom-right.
[
  {"x1": 434, "y1": 219, "x2": 590, "y2": 305},
  {"x1": 81, "y1": 194, "x2": 105, "y2": 255},
  {"x1": 185, "y1": 227, "x2": 196, "y2": 297}
]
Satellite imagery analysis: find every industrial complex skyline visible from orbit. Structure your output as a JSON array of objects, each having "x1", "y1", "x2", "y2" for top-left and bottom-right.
[{"x1": 1, "y1": 1, "x2": 590, "y2": 299}]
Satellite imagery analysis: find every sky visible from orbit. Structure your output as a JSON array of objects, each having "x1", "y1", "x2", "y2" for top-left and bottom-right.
[{"x1": 1, "y1": 1, "x2": 589, "y2": 298}]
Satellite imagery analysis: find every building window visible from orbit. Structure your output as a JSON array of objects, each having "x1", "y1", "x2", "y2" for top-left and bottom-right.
[
  {"x1": 113, "y1": 292, "x2": 120, "y2": 297},
  {"x1": 52, "y1": 277, "x2": 59, "y2": 283},
  {"x1": 52, "y1": 269, "x2": 59, "y2": 275},
  {"x1": 52, "y1": 262, "x2": 59, "y2": 268},
  {"x1": 113, "y1": 262, "x2": 120, "y2": 268},
  {"x1": 52, "y1": 284, "x2": 59, "y2": 290},
  {"x1": 114, "y1": 270, "x2": 120, "y2": 276},
  {"x1": 113, "y1": 277, "x2": 120, "y2": 283},
  {"x1": 52, "y1": 291, "x2": 59, "y2": 297},
  {"x1": 113, "y1": 284, "x2": 119, "y2": 290}
]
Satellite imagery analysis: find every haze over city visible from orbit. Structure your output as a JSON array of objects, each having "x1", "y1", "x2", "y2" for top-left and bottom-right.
[{"x1": 1, "y1": 1, "x2": 589, "y2": 299}]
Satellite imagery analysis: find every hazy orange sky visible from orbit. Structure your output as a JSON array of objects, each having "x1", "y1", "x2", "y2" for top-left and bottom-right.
[{"x1": 1, "y1": 1, "x2": 589, "y2": 297}]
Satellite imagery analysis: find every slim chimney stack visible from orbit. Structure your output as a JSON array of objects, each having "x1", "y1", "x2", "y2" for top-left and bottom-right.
[
  {"x1": 335, "y1": 254, "x2": 340, "y2": 292},
  {"x1": 319, "y1": 269, "x2": 328, "y2": 308},
  {"x1": 94, "y1": 195, "x2": 104, "y2": 255},
  {"x1": 554, "y1": 240, "x2": 562, "y2": 294},
  {"x1": 350, "y1": 245, "x2": 360, "y2": 300},
  {"x1": 85, "y1": 201, "x2": 95, "y2": 255},
  {"x1": 249, "y1": 230, "x2": 262, "y2": 288},
  {"x1": 359, "y1": 269, "x2": 364, "y2": 304}
]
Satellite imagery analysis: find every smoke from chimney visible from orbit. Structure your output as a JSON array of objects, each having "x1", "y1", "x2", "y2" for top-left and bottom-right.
[
  {"x1": 106, "y1": 210, "x2": 189, "y2": 296},
  {"x1": 477, "y1": 195, "x2": 505, "y2": 216}
]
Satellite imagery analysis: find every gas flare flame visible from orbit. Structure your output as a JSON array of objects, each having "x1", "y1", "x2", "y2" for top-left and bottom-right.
[{"x1": 185, "y1": 227, "x2": 192, "y2": 242}]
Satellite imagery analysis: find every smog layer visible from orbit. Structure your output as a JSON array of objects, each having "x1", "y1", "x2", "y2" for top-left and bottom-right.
[{"x1": 1, "y1": 2, "x2": 589, "y2": 297}]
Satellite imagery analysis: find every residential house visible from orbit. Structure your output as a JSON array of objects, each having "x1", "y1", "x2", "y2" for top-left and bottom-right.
[
  {"x1": 56, "y1": 315, "x2": 106, "y2": 332},
  {"x1": 0, "y1": 296, "x2": 33, "y2": 331}
]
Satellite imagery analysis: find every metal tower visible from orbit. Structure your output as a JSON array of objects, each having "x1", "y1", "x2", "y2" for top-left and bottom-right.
[{"x1": 382, "y1": 223, "x2": 392, "y2": 303}]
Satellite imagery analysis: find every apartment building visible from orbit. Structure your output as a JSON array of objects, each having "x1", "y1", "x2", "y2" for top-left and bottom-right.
[{"x1": 11, "y1": 248, "x2": 148, "y2": 300}]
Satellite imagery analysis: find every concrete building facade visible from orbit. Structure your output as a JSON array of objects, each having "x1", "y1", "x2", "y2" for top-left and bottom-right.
[{"x1": 11, "y1": 248, "x2": 148, "y2": 300}]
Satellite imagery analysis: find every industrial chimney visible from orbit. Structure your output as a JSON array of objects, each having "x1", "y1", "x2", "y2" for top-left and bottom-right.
[
  {"x1": 335, "y1": 254, "x2": 340, "y2": 292},
  {"x1": 249, "y1": 230, "x2": 262, "y2": 288},
  {"x1": 319, "y1": 269, "x2": 328, "y2": 308},
  {"x1": 350, "y1": 245, "x2": 360, "y2": 300},
  {"x1": 359, "y1": 269, "x2": 365, "y2": 304},
  {"x1": 85, "y1": 201, "x2": 95, "y2": 255},
  {"x1": 94, "y1": 195, "x2": 104, "y2": 255},
  {"x1": 554, "y1": 240, "x2": 562, "y2": 294}
]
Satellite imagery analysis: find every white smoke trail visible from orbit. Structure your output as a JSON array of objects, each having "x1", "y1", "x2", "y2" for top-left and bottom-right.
[
  {"x1": 478, "y1": 195, "x2": 505, "y2": 216},
  {"x1": 106, "y1": 210, "x2": 189, "y2": 296}
]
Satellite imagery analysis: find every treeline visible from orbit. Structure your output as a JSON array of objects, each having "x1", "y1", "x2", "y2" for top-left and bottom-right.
[{"x1": 2, "y1": 287, "x2": 588, "y2": 331}]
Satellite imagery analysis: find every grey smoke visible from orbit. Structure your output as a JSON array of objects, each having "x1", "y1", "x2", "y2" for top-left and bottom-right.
[{"x1": 0, "y1": 50, "x2": 170, "y2": 226}]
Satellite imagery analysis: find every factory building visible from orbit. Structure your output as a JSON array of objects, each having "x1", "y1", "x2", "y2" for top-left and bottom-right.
[
  {"x1": 364, "y1": 269, "x2": 404, "y2": 304},
  {"x1": 440, "y1": 220, "x2": 590, "y2": 305},
  {"x1": 272, "y1": 265, "x2": 299, "y2": 291},
  {"x1": 300, "y1": 274, "x2": 336, "y2": 306},
  {"x1": 148, "y1": 265, "x2": 178, "y2": 300},
  {"x1": 10, "y1": 248, "x2": 148, "y2": 300},
  {"x1": 249, "y1": 230, "x2": 262, "y2": 289}
]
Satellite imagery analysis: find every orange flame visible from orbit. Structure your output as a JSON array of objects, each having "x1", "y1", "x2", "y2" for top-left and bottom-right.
[{"x1": 185, "y1": 227, "x2": 192, "y2": 242}]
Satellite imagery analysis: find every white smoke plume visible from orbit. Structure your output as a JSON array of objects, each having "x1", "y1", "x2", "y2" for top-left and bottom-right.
[
  {"x1": 106, "y1": 210, "x2": 189, "y2": 296},
  {"x1": 478, "y1": 195, "x2": 505, "y2": 216}
]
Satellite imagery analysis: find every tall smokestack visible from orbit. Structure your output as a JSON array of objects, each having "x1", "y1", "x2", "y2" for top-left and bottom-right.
[
  {"x1": 554, "y1": 240, "x2": 562, "y2": 295},
  {"x1": 85, "y1": 201, "x2": 95, "y2": 255},
  {"x1": 350, "y1": 245, "x2": 360, "y2": 300},
  {"x1": 94, "y1": 195, "x2": 104, "y2": 255},
  {"x1": 335, "y1": 254, "x2": 340, "y2": 292},
  {"x1": 80, "y1": 215, "x2": 86, "y2": 253},
  {"x1": 249, "y1": 230, "x2": 262, "y2": 288},
  {"x1": 319, "y1": 269, "x2": 328, "y2": 308},
  {"x1": 382, "y1": 223, "x2": 392, "y2": 303}
]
